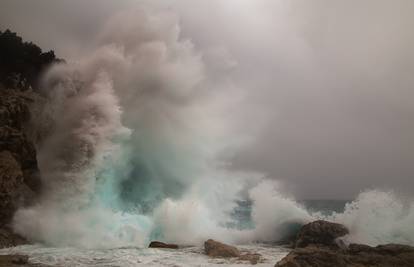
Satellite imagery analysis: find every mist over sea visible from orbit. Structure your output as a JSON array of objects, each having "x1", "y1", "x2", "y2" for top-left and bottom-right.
[
  {"x1": 0, "y1": 201, "x2": 344, "y2": 266},
  {"x1": 1, "y1": 1, "x2": 414, "y2": 266}
]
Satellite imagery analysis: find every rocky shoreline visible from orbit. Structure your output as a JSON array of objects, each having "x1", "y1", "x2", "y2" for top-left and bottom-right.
[
  {"x1": 2, "y1": 96, "x2": 412, "y2": 266},
  {"x1": 275, "y1": 220, "x2": 414, "y2": 267},
  {"x1": 145, "y1": 220, "x2": 414, "y2": 266}
]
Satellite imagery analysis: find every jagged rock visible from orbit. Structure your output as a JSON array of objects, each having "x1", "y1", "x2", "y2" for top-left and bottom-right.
[
  {"x1": 276, "y1": 220, "x2": 414, "y2": 267},
  {"x1": 0, "y1": 31, "x2": 55, "y2": 250},
  {"x1": 0, "y1": 152, "x2": 29, "y2": 248},
  {"x1": 0, "y1": 89, "x2": 42, "y2": 248},
  {"x1": 204, "y1": 239, "x2": 240, "y2": 258},
  {"x1": 0, "y1": 90, "x2": 41, "y2": 193},
  {"x1": 0, "y1": 90, "x2": 31, "y2": 130},
  {"x1": 0, "y1": 90, "x2": 41, "y2": 220},
  {"x1": 275, "y1": 245, "x2": 349, "y2": 267},
  {"x1": 295, "y1": 220, "x2": 349, "y2": 248},
  {"x1": 0, "y1": 151, "x2": 25, "y2": 225},
  {"x1": 275, "y1": 243, "x2": 414, "y2": 267},
  {"x1": 148, "y1": 241, "x2": 179, "y2": 249}
]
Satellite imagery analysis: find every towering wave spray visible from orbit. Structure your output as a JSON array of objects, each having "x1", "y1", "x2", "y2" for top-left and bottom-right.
[
  {"x1": 11, "y1": 5, "x2": 414, "y2": 248},
  {"x1": 12, "y1": 7, "x2": 265, "y2": 247}
]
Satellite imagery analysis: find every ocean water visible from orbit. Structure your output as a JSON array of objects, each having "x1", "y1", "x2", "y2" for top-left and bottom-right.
[
  {"x1": 0, "y1": 244, "x2": 289, "y2": 267},
  {"x1": 0, "y1": 200, "x2": 346, "y2": 267},
  {"x1": 3, "y1": 195, "x2": 414, "y2": 266}
]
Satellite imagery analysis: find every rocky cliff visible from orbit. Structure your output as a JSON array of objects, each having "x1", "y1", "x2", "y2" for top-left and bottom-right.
[
  {"x1": 0, "y1": 89, "x2": 42, "y2": 247},
  {"x1": 0, "y1": 29, "x2": 58, "y2": 248}
]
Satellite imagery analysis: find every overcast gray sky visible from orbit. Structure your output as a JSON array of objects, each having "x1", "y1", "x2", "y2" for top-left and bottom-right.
[{"x1": 1, "y1": 0, "x2": 414, "y2": 199}]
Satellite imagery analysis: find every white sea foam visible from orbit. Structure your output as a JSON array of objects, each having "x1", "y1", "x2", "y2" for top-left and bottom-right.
[{"x1": 0, "y1": 244, "x2": 290, "y2": 267}]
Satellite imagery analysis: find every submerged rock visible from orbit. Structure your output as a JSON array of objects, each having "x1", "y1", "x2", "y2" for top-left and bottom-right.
[
  {"x1": 295, "y1": 220, "x2": 349, "y2": 248},
  {"x1": 148, "y1": 241, "x2": 179, "y2": 249},
  {"x1": 204, "y1": 239, "x2": 240, "y2": 258}
]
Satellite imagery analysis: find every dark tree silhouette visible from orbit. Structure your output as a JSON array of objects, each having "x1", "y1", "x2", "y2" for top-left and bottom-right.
[{"x1": 0, "y1": 29, "x2": 62, "y2": 90}]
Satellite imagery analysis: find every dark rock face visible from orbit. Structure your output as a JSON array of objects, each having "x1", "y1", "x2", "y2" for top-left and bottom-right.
[
  {"x1": 0, "y1": 30, "x2": 58, "y2": 249},
  {"x1": 0, "y1": 151, "x2": 25, "y2": 225},
  {"x1": 295, "y1": 220, "x2": 349, "y2": 248},
  {"x1": 0, "y1": 226, "x2": 27, "y2": 248},
  {"x1": 276, "y1": 220, "x2": 414, "y2": 267},
  {"x1": 0, "y1": 90, "x2": 41, "y2": 247},
  {"x1": 0, "y1": 90, "x2": 41, "y2": 194},
  {"x1": 148, "y1": 241, "x2": 179, "y2": 249},
  {"x1": 204, "y1": 239, "x2": 240, "y2": 258}
]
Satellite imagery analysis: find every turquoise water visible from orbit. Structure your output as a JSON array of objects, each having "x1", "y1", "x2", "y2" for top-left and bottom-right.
[{"x1": 0, "y1": 200, "x2": 348, "y2": 267}]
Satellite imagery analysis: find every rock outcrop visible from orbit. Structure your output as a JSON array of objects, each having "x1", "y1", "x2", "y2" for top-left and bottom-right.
[
  {"x1": 295, "y1": 220, "x2": 349, "y2": 248},
  {"x1": 0, "y1": 90, "x2": 41, "y2": 248},
  {"x1": 204, "y1": 239, "x2": 240, "y2": 258},
  {"x1": 0, "y1": 226, "x2": 27, "y2": 248},
  {"x1": 238, "y1": 253, "x2": 262, "y2": 265},
  {"x1": 276, "y1": 243, "x2": 414, "y2": 267},
  {"x1": 204, "y1": 239, "x2": 263, "y2": 264},
  {"x1": 148, "y1": 241, "x2": 179, "y2": 249},
  {"x1": 0, "y1": 29, "x2": 60, "y2": 249},
  {"x1": 0, "y1": 254, "x2": 52, "y2": 267},
  {"x1": 275, "y1": 220, "x2": 414, "y2": 267}
]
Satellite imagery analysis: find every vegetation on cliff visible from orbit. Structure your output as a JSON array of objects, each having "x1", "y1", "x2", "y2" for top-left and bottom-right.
[{"x1": 0, "y1": 29, "x2": 61, "y2": 90}]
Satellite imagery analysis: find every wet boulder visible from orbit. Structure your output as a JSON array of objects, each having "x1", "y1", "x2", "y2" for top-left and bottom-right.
[
  {"x1": 148, "y1": 241, "x2": 179, "y2": 249},
  {"x1": 204, "y1": 239, "x2": 240, "y2": 258},
  {"x1": 275, "y1": 243, "x2": 414, "y2": 267},
  {"x1": 295, "y1": 220, "x2": 349, "y2": 248},
  {"x1": 238, "y1": 253, "x2": 262, "y2": 265}
]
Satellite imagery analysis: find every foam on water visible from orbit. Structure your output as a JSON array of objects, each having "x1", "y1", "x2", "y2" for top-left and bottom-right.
[
  {"x1": 328, "y1": 190, "x2": 414, "y2": 246},
  {"x1": 0, "y1": 244, "x2": 289, "y2": 267}
]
